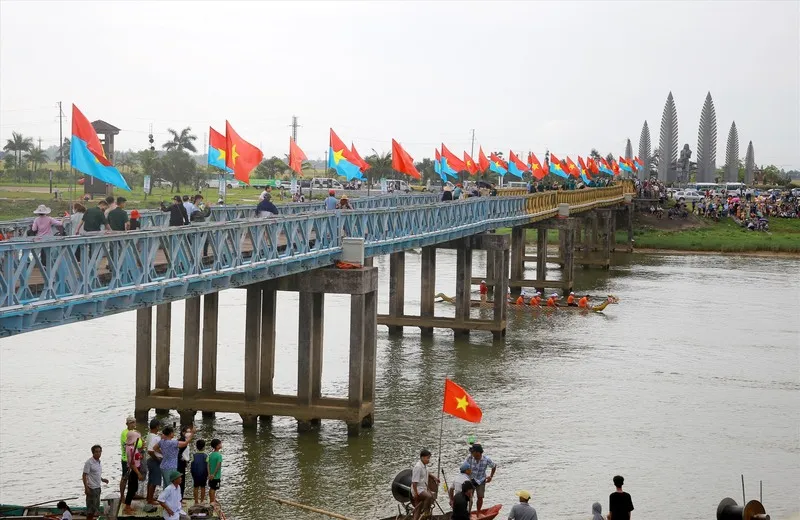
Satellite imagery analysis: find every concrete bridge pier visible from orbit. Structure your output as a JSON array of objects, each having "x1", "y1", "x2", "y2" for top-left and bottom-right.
[
  {"x1": 134, "y1": 267, "x2": 378, "y2": 437},
  {"x1": 381, "y1": 234, "x2": 509, "y2": 339},
  {"x1": 387, "y1": 252, "x2": 405, "y2": 337},
  {"x1": 525, "y1": 218, "x2": 577, "y2": 297}
]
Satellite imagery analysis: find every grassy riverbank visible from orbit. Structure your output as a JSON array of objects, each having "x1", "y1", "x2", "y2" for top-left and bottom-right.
[{"x1": 497, "y1": 213, "x2": 800, "y2": 254}]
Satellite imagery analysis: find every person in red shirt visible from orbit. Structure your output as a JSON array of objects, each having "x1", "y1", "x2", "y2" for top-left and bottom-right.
[
  {"x1": 529, "y1": 292, "x2": 542, "y2": 307},
  {"x1": 479, "y1": 280, "x2": 488, "y2": 303},
  {"x1": 566, "y1": 292, "x2": 577, "y2": 306},
  {"x1": 546, "y1": 293, "x2": 559, "y2": 308},
  {"x1": 515, "y1": 294, "x2": 525, "y2": 305},
  {"x1": 578, "y1": 295, "x2": 590, "y2": 309}
]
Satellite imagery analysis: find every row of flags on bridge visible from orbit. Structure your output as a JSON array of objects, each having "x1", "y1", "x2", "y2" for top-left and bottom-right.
[{"x1": 68, "y1": 104, "x2": 642, "y2": 190}]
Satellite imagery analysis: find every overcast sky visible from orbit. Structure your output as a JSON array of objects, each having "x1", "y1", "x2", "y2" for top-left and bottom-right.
[{"x1": 1, "y1": 1, "x2": 798, "y2": 169}]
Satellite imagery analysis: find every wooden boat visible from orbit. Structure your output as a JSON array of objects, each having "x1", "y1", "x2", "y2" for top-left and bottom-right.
[
  {"x1": 435, "y1": 293, "x2": 619, "y2": 312},
  {"x1": 1, "y1": 496, "x2": 222, "y2": 519},
  {"x1": 0, "y1": 504, "x2": 89, "y2": 519},
  {"x1": 378, "y1": 504, "x2": 502, "y2": 520}
]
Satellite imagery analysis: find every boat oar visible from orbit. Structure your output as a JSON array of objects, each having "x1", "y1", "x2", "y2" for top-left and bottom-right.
[
  {"x1": 0, "y1": 497, "x2": 79, "y2": 512},
  {"x1": 263, "y1": 495, "x2": 357, "y2": 520}
]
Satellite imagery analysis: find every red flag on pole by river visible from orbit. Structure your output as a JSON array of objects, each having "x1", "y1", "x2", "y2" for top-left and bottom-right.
[{"x1": 442, "y1": 378, "x2": 483, "y2": 423}]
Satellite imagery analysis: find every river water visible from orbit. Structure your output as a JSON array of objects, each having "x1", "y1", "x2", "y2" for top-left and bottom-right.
[{"x1": 1, "y1": 251, "x2": 798, "y2": 519}]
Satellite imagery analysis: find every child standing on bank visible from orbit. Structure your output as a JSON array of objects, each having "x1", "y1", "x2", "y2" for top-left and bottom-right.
[
  {"x1": 190, "y1": 439, "x2": 208, "y2": 503},
  {"x1": 207, "y1": 439, "x2": 223, "y2": 505}
]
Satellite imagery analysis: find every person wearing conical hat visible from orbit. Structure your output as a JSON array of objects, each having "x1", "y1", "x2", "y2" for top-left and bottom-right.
[{"x1": 31, "y1": 204, "x2": 61, "y2": 238}]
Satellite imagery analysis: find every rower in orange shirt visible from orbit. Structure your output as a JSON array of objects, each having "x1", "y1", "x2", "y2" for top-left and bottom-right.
[
  {"x1": 578, "y1": 295, "x2": 590, "y2": 309},
  {"x1": 515, "y1": 294, "x2": 525, "y2": 305},
  {"x1": 529, "y1": 291, "x2": 542, "y2": 307},
  {"x1": 546, "y1": 293, "x2": 559, "y2": 308},
  {"x1": 566, "y1": 291, "x2": 577, "y2": 306}
]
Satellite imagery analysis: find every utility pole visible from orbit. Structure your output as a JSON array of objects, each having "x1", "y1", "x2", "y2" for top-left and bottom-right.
[
  {"x1": 57, "y1": 101, "x2": 65, "y2": 171},
  {"x1": 470, "y1": 129, "x2": 475, "y2": 157},
  {"x1": 291, "y1": 115, "x2": 299, "y2": 143}
]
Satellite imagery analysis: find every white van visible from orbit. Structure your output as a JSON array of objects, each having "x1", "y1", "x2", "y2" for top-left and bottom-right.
[
  {"x1": 385, "y1": 179, "x2": 411, "y2": 192},
  {"x1": 311, "y1": 177, "x2": 344, "y2": 190},
  {"x1": 507, "y1": 181, "x2": 528, "y2": 189},
  {"x1": 724, "y1": 182, "x2": 745, "y2": 196}
]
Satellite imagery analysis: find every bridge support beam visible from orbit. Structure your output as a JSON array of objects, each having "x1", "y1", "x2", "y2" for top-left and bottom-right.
[
  {"x1": 517, "y1": 218, "x2": 577, "y2": 296},
  {"x1": 509, "y1": 227, "x2": 526, "y2": 296},
  {"x1": 133, "y1": 268, "x2": 377, "y2": 438},
  {"x1": 201, "y1": 293, "x2": 218, "y2": 418},
  {"x1": 154, "y1": 303, "x2": 171, "y2": 415},
  {"x1": 387, "y1": 252, "x2": 405, "y2": 337},
  {"x1": 384, "y1": 234, "x2": 509, "y2": 339}
]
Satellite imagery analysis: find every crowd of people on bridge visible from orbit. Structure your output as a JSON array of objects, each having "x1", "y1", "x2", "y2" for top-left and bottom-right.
[{"x1": 68, "y1": 416, "x2": 225, "y2": 520}]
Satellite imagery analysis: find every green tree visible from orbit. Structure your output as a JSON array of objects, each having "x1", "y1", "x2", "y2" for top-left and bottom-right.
[
  {"x1": 160, "y1": 150, "x2": 195, "y2": 192},
  {"x1": 589, "y1": 149, "x2": 602, "y2": 162},
  {"x1": 54, "y1": 137, "x2": 71, "y2": 167},
  {"x1": 365, "y1": 150, "x2": 393, "y2": 185},
  {"x1": 116, "y1": 152, "x2": 138, "y2": 173},
  {"x1": 255, "y1": 156, "x2": 288, "y2": 179},
  {"x1": 415, "y1": 157, "x2": 437, "y2": 185},
  {"x1": 3, "y1": 131, "x2": 34, "y2": 169},
  {"x1": 760, "y1": 164, "x2": 790, "y2": 186},
  {"x1": 24, "y1": 148, "x2": 49, "y2": 172},
  {"x1": 162, "y1": 127, "x2": 198, "y2": 153}
]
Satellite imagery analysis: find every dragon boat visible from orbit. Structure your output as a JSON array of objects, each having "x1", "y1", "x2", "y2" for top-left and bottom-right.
[{"x1": 435, "y1": 293, "x2": 619, "y2": 312}]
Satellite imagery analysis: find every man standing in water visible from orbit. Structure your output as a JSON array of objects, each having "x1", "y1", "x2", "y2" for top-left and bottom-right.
[
  {"x1": 608, "y1": 475, "x2": 634, "y2": 520},
  {"x1": 464, "y1": 443, "x2": 496, "y2": 512},
  {"x1": 82, "y1": 445, "x2": 109, "y2": 520}
]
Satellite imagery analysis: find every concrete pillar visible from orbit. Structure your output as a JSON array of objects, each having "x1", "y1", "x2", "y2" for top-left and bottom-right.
[
  {"x1": 590, "y1": 212, "x2": 599, "y2": 251},
  {"x1": 455, "y1": 245, "x2": 473, "y2": 330},
  {"x1": 201, "y1": 293, "x2": 218, "y2": 418},
  {"x1": 558, "y1": 229, "x2": 566, "y2": 267},
  {"x1": 562, "y1": 227, "x2": 576, "y2": 295},
  {"x1": 363, "y1": 257, "x2": 374, "y2": 267},
  {"x1": 535, "y1": 228, "x2": 548, "y2": 294},
  {"x1": 183, "y1": 297, "x2": 201, "y2": 399},
  {"x1": 388, "y1": 252, "x2": 405, "y2": 335},
  {"x1": 510, "y1": 227, "x2": 525, "y2": 296},
  {"x1": 311, "y1": 293, "x2": 324, "y2": 403},
  {"x1": 361, "y1": 290, "x2": 377, "y2": 427},
  {"x1": 601, "y1": 211, "x2": 613, "y2": 268},
  {"x1": 135, "y1": 307, "x2": 152, "y2": 423},
  {"x1": 419, "y1": 247, "x2": 436, "y2": 337},
  {"x1": 609, "y1": 210, "x2": 618, "y2": 252},
  {"x1": 347, "y1": 294, "x2": 365, "y2": 436},
  {"x1": 244, "y1": 286, "x2": 261, "y2": 403},
  {"x1": 259, "y1": 288, "x2": 277, "y2": 400},
  {"x1": 155, "y1": 303, "x2": 171, "y2": 391},
  {"x1": 492, "y1": 249, "x2": 509, "y2": 339},
  {"x1": 485, "y1": 251, "x2": 496, "y2": 291},
  {"x1": 297, "y1": 292, "x2": 315, "y2": 408}
]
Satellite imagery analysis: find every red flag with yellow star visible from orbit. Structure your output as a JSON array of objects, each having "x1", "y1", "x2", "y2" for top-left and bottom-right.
[
  {"x1": 463, "y1": 151, "x2": 478, "y2": 175},
  {"x1": 225, "y1": 121, "x2": 263, "y2": 184},
  {"x1": 288, "y1": 136, "x2": 307, "y2": 176},
  {"x1": 442, "y1": 378, "x2": 482, "y2": 423}
]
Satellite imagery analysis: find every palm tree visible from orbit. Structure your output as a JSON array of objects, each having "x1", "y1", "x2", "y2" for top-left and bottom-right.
[
  {"x1": 365, "y1": 150, "x2": 393, "y2": 184},
  {"x1": 3, "y1": 132, "x2": 34, "y2": 169},
  {"x1": 24, "y1": 148, "x2": 49, "y2": 172},
  {"x1": 589, "y1": 149, "x2": 602, "y2": 162},
  {"x1": 116, "y1": 152, "x2": 137, "y2": 173},
  {"x1": 162, "y1": 127, "x2": 198, "y2": 153}
]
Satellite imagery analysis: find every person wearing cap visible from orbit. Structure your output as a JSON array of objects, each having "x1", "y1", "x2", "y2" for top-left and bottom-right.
[
  {"x1": 119, "y1": 417, "x2": 142, "y2": 499},
  {"x1": 453, "y1": 183, "x2": 463, "y2": 200},
  {"x1": 464, "y1": 443, "x2": 496, "y2": 512},
  {"x1": 546, "y1": 293, "x2": 560, "y2": 308},
  {"x1": 157, "y1": 470, "x2": 186, "y2": 520},
  {"x1": 452, "y1": 480, "x2": 475, "y2": 520},
  {"x1": 324, "y1": 189, "x2": 338, "y2": 210},
  {"x1": 256, "y1": 193, "x2": 279, "y2": 217},
  {"x1": 566, "y1": 291, "x2": 577, "y2": 306},
  {"x1": 529, "y1": 292, "x2": 542, "y2": 307},
  {"x1": 508, "y1": 490, "x2": 538, "y2": 520},
  {"x1": 449, "y1": 462, "x2": 473, "y2": 508},
  {"x1": 479, "y1": 280, "x2": 488, "y2": 303},
  {"x1": 161, "y1": 196, "x2": 189, "y2": 226},
  {"x1": 129, "y1": 210, "x2": 141, "y2": 231}
]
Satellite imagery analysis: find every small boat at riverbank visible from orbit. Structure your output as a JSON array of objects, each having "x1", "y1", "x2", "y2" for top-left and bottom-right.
[
  {"x1": 435, "y1": 293, "x2": 619, "y2": 312},
  {"x1": 1, "y1": 497, "x2": 223, "y2": 520}
]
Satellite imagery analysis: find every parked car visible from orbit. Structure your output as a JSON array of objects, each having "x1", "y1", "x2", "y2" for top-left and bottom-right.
[{"x1": 673, "y1": 189, "x2": 702, "y2": 203}]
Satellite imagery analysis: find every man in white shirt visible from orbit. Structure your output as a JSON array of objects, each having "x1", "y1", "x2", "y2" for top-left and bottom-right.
[
  {"x1": 258, "y1": 187, "x2": 271, "y2": 202},
  {"x1": 411, "y1": 449, "x2": 436, "y2": 520},
  {"x1": 158, "y1": 470, "x2": 186, "y2": 520},
  {"x1": 449, "y1": 462, "x2": 473, "y2": 508},
  {"x1": 182, "y1": 195, "x2": 197, "y2": 220},
  {"x1": 82, "y1": 445, "x2": 109, "y2": 520},
  {"x1": 146, "y1": 419, "x2": 162, "y2": 504}
]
